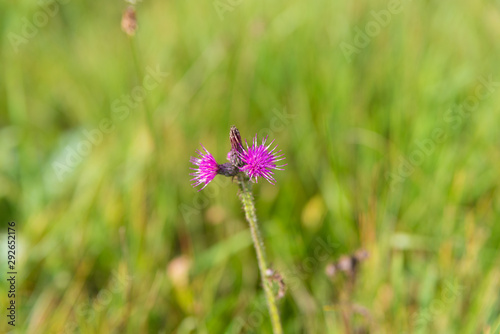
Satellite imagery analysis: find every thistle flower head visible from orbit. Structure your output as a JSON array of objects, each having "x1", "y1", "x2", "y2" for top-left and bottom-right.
[
  {"x1": 190, "y1": 127, "x2": 286, "y2": 190},
  {"x1": 190, "y1": 145, "x2": 219, "y2": 191},
  {"x1": 240, "y1": 135, "x2": 286, "y2": 184}
]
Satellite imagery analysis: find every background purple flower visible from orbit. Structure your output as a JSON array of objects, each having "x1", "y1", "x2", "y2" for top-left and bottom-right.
[
  {"x1": 240, "y1": 135, "x2": 286, "y2": 184},
  {"x1": 190, "y1": 145, "x2": 219, "y2": 190}
]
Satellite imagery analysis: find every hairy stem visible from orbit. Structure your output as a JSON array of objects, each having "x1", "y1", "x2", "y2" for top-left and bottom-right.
[{"x1": 238, "y1": 174, "x2": 283, "y2": 334}]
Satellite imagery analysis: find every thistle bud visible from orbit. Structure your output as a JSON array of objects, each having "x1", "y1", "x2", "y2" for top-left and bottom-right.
[
  {"x1": 229, "y1": 125, "x2": 244, "y2": 167},
  {"x1": 121, "y1": 6, "x2": 137, "y2": 36}
]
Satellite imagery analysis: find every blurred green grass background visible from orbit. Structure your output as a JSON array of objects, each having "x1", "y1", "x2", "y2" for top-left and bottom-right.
[{"x1": 1, "y1": 0, "x2": 500, "y2": 333}]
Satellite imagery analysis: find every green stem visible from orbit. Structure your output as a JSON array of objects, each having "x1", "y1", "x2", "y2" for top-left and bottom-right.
[
  {"x1": 128, "y1": 35, "x2": 162, "y2": 262},
  {"x1": 237, "y1": 174, "x2": 283, "y2": 334},
  {"x1": 128, "y1": 36, "x2": 161, "y2": 153}
]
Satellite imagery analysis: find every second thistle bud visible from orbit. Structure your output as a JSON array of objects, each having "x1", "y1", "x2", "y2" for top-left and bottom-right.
[{"x1": 229, "y1": 125, "x2": 244, "y2": 168}]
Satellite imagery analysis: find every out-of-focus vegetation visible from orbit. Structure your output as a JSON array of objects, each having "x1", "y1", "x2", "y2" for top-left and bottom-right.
[{"x1": 1, "y1": 0, "x2": 500, "y2": 333}]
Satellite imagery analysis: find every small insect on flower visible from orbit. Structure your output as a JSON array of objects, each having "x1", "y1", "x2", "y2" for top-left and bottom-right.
[
  {"x1": 190, "y1": 145, "x2": 219, "y2": 191},
  {"x1": 240, "y1": 135, "x2": 286, "y2": 184}
]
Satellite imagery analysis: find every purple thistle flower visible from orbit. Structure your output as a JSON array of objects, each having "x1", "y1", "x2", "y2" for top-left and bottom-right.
[
  {"x1": 190, "y1": 145, "x2": 219, "y2": 191},
  {"x1": 240, "y1": 135, "x2": 286, "y2": 184},
  {"x1": 190, "y1": 127, "x2": 285, "y2": 190}
]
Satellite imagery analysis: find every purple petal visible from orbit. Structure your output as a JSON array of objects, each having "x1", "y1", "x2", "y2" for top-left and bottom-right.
[
  {"x1": 189, "y1": 144, "x2": 219, "y2": 191},
  {"x1": 240, "y1": 135, "x2": 286, "y2": 184}
]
